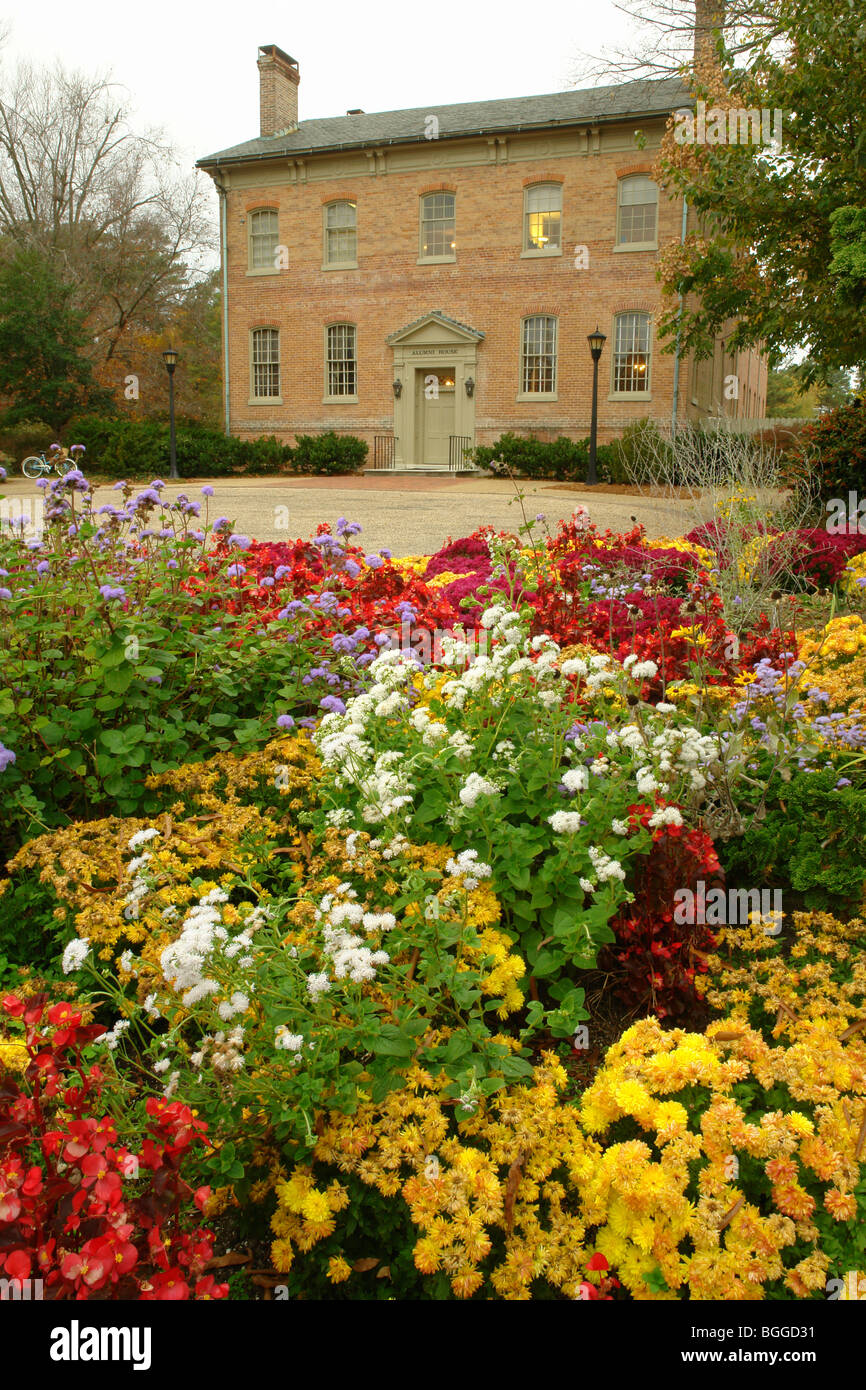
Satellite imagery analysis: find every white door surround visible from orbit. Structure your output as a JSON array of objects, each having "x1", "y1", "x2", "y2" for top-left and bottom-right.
[{"x1": 387, "y1": 310, "x2": 483, "y2": 468}]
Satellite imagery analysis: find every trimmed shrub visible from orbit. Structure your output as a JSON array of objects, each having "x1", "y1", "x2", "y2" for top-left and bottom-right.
[{"x1": 292, "y1": 431, "x2": 368, "y2": 475}]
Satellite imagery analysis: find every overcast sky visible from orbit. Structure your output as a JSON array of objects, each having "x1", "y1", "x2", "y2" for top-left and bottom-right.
[{"x1": 0, "y1": 0, "x2": 644, "y2": 167}]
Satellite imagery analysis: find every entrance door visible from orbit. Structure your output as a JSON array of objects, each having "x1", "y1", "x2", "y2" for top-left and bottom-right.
[{"x1": 416, "y1": 367, "x2": 455, "y2": 466}]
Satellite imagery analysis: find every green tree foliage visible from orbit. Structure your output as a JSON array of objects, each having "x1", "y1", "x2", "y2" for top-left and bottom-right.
[
  {"x1": 655, "y1": 1, "x2": 866, "y2": 382},
  {"x1": 0, "y1": 247, "x2": 112, "y2": 431}
]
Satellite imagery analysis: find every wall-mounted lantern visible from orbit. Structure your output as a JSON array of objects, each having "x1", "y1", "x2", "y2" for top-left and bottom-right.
[
  {"x1": 392, "y1": 379, "x2": 403, "y2": 398},
  {"x1": 464, "y1": 377, "x2": 475, "y2": 398}
]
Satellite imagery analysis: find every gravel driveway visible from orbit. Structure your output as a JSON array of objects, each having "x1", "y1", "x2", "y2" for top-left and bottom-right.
[{"x1": 1, "y1": 473, "x2": 713, "y2": 556}]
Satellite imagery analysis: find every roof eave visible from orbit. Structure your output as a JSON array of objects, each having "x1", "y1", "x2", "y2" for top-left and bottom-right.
[{"x1": 196, "y1": 106, "x2": 675, "y2": 171}]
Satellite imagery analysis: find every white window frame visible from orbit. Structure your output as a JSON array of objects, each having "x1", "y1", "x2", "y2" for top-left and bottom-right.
[
  {"x1": 522, "y1": 183, "x2": 563, "y2": 257},
  {"x1": 324, "y1": 323, "x2": 358, "y2": 402},
  {"x1": 518, "y1": 315, "x2": 558, "y2": 399},
  {"x1": 249, "y1": 328, "x2": 281, "y2": 403},
  {"x1": 610, "y1": 312, "x2": 652, "y2": 398},
  {"x1": 248, "y1": 208, "x2": 280, "y2": 274},
  {"x1": 614, "y1": 176, "x2": 658, "y2": 252},
  {"x1": 418, "y1": 192, "x2": 456, "y2": 263},
  {"x1": 323, "y1": 201, "x2": 358, "y2": 269}
]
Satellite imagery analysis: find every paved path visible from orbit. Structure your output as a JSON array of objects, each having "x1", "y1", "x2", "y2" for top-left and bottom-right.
[{"x1": 1, "y1": 473, "x2": 713, "y2": 556}]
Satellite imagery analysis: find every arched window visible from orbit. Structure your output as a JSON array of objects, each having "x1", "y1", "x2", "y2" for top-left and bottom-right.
[
  {"x1": 612, "y1": 312, "x2": 652, "y2": 393},
  {"x1": 250, "y1": 328, "x2": 280, "y2": 398},
  {"x1": 521, "y1": 315, "x2": 558, "y2": 394},
  {"x1": 326, "y1": 323, "x2": 357, "y2": 397},
  {"x1": 524, "y1": 184, "x2": 562, "y2": 252},
  {"x1": 248, "y1": 208, "x2": 279, "y2": 269},
  {"x1": 616, "y1": 176, "x2": 658, "y2": 246},
  {"x1": 419, "y1": 192, "x2": 456, "y2": 260},
  {"x1": 324, "y1": 201, "x2": 357, "y2": 266}
]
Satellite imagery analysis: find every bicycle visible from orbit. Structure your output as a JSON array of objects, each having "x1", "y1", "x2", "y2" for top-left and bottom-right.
[{"x1": 21, "y1": 443, "x2": 85, "y2": 480}]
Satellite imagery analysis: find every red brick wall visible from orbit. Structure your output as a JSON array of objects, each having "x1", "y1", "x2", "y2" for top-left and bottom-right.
[{"x1": 220, "y1": 132, "x2": 704, "y2": 448}]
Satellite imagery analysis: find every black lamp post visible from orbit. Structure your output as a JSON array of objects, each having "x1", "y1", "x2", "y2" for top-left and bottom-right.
[
  {"x1": 586, "y1": 327, "x2": 607, "y2": 487},
  {"x1": 162, "y1": 347, "x2": 180, "y2": 480}
]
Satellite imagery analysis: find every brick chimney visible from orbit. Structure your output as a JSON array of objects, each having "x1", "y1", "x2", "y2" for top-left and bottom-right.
[
  {"x1": 257, "y1": 44, "x2": 300, "y2": 137},
  {"x1": 693, "y1": 0, "x2": 725, "y2": 68}
]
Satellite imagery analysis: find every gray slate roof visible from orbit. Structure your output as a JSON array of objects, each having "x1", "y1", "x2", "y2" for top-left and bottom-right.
[{"x1": 198, "y1": 76, "x2": 690, "y2": 168}]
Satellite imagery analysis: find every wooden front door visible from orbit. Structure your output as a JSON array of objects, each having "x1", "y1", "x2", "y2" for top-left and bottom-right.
[{"x1": 416, "y1": 367, "x2": 455, "y2": 465}]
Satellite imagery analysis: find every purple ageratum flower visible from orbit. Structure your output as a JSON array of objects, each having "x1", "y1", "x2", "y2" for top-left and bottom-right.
[
  {"x1": 0, "y1": 467, "x2": 6, "y2": 481},
  {"x1": 36, "y1": 561, "x2": 50, "y2": 576},
  {"x1": 331, "y1": 634, "x2": 357, "y2": 654},
  {"x1": 344, "y1": 560, "x2": 361, "y2": 579},
  {"x1": 166, "y1": 559, "x2": 179, "y2": 570},
  {"x1": 297, "y1": 716, "x2": 317, "y2": 729},
  {"x1": 276, "y1": 714, "x2": 295, "y2": 730},
  {"x1": 227, "y1": 533, "x2": 250, "y2": 549},
  {"x1": 151, "y1": 479, "x2": 165, "y2": 490},
  {"x1": 364, "y1": 555, "x2": 383, "y2": 569},
  {"x1": 226, "y1": 564, "x2": 246, "y2": 578},
  {"x1": 380, "y1": 549, "x2": 392, "y2": 560},
  {"x1": 260, "y1": 576, "x2": 275, "y2": 588},
  {"x1": 113, "y1": 481, "x2": 127, "y2": 490},
  {"x1": 0, "y1": 588, "x2": 12, "y2": 601},
  {"x1": 319, "y1": 695, "x2": 346, "y2": 715},
  {"x1": 353, "y1": 626, "x2": 370, "y2": 641},
  {"x1": 201, "y1": 486, "x2": 215, "y2": 498},
  {"x1": 274, "y1": 565, "x2": 290, "y2": 581},
  {"x1": 99, "y1": 584, "x2": 126, "y2": 601},
  {"x1": 0, "y1": 743, "x2": 16, "y2": 772},
  {"x1": 35, "y1": 478, "x2": 49, "y2": 490},
  {"x1": 212, "y1": 517, "x2": 230, "y2": 532},
  {"x1": 836, "y1": 778, "x2": 853, "y2": 788}
]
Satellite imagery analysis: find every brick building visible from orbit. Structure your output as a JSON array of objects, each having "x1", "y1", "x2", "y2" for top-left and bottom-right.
[{"x1": 197, "y1": 44, "x2": 766, "y2": 469}]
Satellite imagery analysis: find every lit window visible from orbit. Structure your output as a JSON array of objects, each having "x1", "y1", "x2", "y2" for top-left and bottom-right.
[
  {"x1": 420, "y1": 193, "x2": 456, "y2": 258},
  {"x1": 616, "y1": 176, "x2": 658, "y2": 245},
  {"x1": 327, "y1": 324, "x2": 357, "y2": 397},
  {"x1": 251, "y1": 328, "x2": 280, "y2": 398},
  {"x1": 612, "y1": 313, "x2": 652, "y2": 393},
  {"x1": 249, "y1": 209, "x2": 279, "y2": 269},
  {"x1": 521, "y1": 316, "x2": 557, "y2": 394},
  {"x1": 524, "y1": 184, "x2": 562, "y2": 251},
  {"x1": 324, "y1": 202, "x2": 357, "y2": 265}
]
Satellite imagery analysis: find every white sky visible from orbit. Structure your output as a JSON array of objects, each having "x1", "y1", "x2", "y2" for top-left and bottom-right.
[{"x1": 0, "y1": 0, "x2": 643, "y2": 167}]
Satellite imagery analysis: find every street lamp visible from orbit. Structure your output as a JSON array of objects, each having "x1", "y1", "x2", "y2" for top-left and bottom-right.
[
  {"x1": 586, "y1": 327, "x2": 607, "y2": 487},
  {"x1": 162, "y1": 347, "x2": 180, "y2": 480}
]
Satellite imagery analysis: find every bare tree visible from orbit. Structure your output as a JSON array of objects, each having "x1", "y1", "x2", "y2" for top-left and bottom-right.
[
  {"x1": 0, "y1": 58, "x2": 216, "y2": 366},
  {"x1": 570, "y1": 0, "x2": 791, "y2": 88}
]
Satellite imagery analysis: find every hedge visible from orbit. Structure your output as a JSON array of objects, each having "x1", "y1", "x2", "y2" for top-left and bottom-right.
[{"x1": 37, "y1": 417, "x2": 369, "y2": 479}]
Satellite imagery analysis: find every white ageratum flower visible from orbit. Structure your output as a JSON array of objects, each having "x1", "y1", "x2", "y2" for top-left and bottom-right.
[
  {"x1": 458, "y1": 772, "x2": 501, "y2": 808},
  {"x1": 118, "y1": 950, "x2": 135, "y2": 975},
  {"x1": 548, "y1": 811, "x2": 583, "y2": 834},
  {"x1": 127, "y1": 827, "x2": 160, "y2": 851},
  {"x1": 611, "y1": 819, "x2": 630, "y2": 836},
  {"x1": 61, "y1": 937, "x2": 91, "y2": 975},
  {"x1": 275, "y1": 1027, "x2": 304, "y2": 1053},
  {"x1": 631, "y1": 660, "x2": 659, "y2": 680},
  {"x1": 579, "y1": 878, "x2": 596, "y2": 894},
  {"x1": 306, "y1": 971, "x2": 331, "y2": 1000},
  {"x1": 560, "y1": 657, "x2": 588, "y2": 678},
  {"x1": 648, "y1": 806, "x2": 684, "y2": 829},
  {"x1": 655, "y1": 702, "x2": 677, "y2": 715},
  {"x1": 362, "y1": 911, "x2": 397, "y2": 934},
  {"x1": 561, "y1": 766, "x2": 589, "y2": 793},
  {"x1": 588, "y1": 845, "x2": 626, "y2": 882}
]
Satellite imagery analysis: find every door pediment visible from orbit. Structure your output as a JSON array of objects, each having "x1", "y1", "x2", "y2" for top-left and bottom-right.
[{"x1": 387, "y1": 310, "x2": 484, "y2": 347}]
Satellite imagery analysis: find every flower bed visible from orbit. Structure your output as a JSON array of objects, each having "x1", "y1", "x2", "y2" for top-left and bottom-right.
[{"x1": 1, "y1": 478, "x2": 864, "y2": 1302}]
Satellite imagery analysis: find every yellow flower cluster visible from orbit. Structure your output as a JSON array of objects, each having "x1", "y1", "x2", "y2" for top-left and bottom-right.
[
  {"x1": 271, "y1": 1168, "x2": 351, "y2": 1273},
  {"x1": 3, "y1": 735, "x2": 317, "y2": 972},
  {"x1": 646, "y1": 536, "x2": 716, "y2": 570},
  {"x1": 308, "y1": 1053, "x2": 595, "y2": 1300},
  {"x1": 704, "y1": 912, "x2": 866, "y2": 1043},
  {"x1": 0, "y1": 1035, "x2": 27, "y2": 1072},
  {"x1": 579, "y1": 1013, "x2": 865, "y2": 1299},
  {"x1": 840, "y1": 551, "x2": 866, "y2": 600}
]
